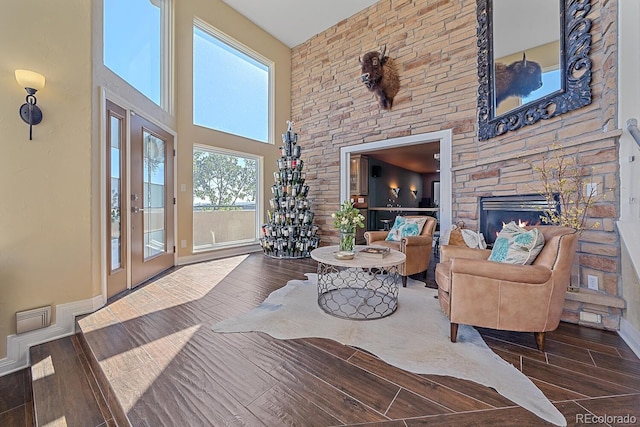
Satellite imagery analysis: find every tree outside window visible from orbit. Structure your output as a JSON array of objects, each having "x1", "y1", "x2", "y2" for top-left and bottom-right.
[{"x1": 192, "y1": 148, "x2": 259, "y2": 251}]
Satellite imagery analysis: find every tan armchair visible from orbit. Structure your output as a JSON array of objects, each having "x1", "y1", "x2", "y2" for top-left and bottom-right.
[
  {"x1": 435, "y1": 226, "x2": 578, "y2": 351},
  {"x1": 364, "y1": 216, "x2": 437, "y2": 287}
]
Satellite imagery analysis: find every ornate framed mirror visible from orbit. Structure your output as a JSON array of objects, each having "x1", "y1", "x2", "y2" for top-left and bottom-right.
[{"x1": 477, "y1": 0, "x2": 592, "y2": 140}]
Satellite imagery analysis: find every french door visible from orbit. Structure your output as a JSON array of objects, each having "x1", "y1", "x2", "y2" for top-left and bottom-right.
[{"x1": 106, "y1": 100, "x2": 175, "y2": 298}]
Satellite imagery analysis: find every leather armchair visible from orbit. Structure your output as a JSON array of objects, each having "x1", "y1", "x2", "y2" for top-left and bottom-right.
[
  {"x1": 364, "y1": 216, "x2": 437, "y2": 287},
  {"x1": 435, "y1": 226, "x2": 578, "y2": 351}
]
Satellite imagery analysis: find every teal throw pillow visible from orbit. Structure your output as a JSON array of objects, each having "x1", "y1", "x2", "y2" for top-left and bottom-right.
[
  {"x1": 385, "y1": 216, "x2": 427, "y2": 242},
  {"x1": 488, "y1": 221, "x2": 545, "y2": 265}
]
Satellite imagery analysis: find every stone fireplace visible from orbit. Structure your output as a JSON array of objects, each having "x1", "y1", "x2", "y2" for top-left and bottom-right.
[
  {"x1": 477, "y1": 194, "x2": 625, "y2": 330},
  {"x1": 479, "y1": 194, "x2": 559, "y2": 246}
]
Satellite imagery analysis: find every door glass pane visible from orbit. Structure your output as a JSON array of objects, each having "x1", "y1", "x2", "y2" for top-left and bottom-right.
[
  {"x1": 143, "y1": 131, "x2": 166, "y2": 259},
  {"x1": 193, "y1": 147, "x2": 259, "y2": 252},
  {"x1": 110, "y1": 116, "x2": 122, "y2": 271}
]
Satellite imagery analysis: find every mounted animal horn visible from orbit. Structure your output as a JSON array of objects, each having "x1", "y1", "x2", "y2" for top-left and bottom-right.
[
  {"x1": 493, "y1": 53, "x2": 542, "y2": 106},
  {"x1": 359, "y1": 44, "x2": 400, "y2": 110}
]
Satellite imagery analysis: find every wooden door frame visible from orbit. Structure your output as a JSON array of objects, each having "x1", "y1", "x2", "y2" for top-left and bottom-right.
[
  {"x1": 100, "y1": 89, "x2": 178, "y2": 301},
  {"x1": 105, "y1": 100, "x2": 128, "y2": 297},
  {"x1": 339, "y1": 130, "x2": 453, "y2": 231}
]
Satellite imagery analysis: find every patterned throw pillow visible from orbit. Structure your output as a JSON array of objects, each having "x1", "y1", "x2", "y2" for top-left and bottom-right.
[
  {"x1": 385, "y1": 216, "x2": 427, "y2": 242},
  {"x1": 488, "y1": 221, "x2": 545, "y2": 265}
]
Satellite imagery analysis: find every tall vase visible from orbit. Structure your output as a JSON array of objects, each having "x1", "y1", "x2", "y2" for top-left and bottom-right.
[
  {"x1": 339, "y1": 229, "x2": 356, "y2": 253},
  {"x1": 568, "y1": 257, "x2": 581, "y2": 292}
]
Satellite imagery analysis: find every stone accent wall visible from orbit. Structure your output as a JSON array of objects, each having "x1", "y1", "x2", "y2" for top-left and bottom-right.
[{"x1": 291, "y1": 0, "x2": 623, "y2": 329}]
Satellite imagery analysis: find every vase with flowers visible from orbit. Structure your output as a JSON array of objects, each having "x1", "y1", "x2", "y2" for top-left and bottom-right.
[{"x1": 331, "y1": 200, "x2": 365, "y2": 254}]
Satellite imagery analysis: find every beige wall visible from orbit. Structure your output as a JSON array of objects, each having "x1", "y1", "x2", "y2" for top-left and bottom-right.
[
  {"x1": 291, "y1": 0, "x2": 623, "y2": 329},
  {"x1": 174, "y1": 0, "x2": 290, "y2": 259},
  {"x1": 618, "y1": 0, "x2": 640, "y2": 335},
  {"x1": 0, "y1": 1, "x2": 94, "y2": 358},
  {"x1": 0, "y1": 0, "x2": 289, "y2": 360}
]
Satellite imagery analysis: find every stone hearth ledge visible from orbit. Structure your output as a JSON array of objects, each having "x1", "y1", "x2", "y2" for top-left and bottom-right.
[{"x1": 562, "y1": 288, "x2": 625, "y2": 330}]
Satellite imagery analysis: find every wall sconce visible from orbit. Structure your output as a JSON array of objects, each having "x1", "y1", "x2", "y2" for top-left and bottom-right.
[
  {"x1": 391, "y1": 187, "x2": 400, "y2": 197},
  {"x1": 15, "y1": 69, "x2": 46, "y2": 140},
  {"x1": 411, "y1": 190, "x2": 418, "y2": 197}
]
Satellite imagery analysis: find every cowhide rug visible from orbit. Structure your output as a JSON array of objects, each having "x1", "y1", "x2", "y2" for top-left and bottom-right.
[{"x1": 213, "y1": 273, "x2": 565, "y2": 426}]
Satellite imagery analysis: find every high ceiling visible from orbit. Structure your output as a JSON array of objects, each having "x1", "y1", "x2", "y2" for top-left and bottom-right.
[{"x1": 220, "y1": 0, "x2": 378, "y2": 48}]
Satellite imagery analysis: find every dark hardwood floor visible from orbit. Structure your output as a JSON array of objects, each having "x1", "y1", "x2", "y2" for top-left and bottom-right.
[
  {"x1": 3, "y1": 252, "x2": 640, "y2": 426},
  {"x1": 0, "y1": 368, "x2": 33, "y2": 427}
]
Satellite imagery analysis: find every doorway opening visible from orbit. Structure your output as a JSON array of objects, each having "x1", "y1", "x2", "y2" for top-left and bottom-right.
[
  {"x1": 104, "y1": 97, "x2": 176, "y2": 299},
  {"x1": 339, "y1": 130, "x2": 452, "y2": 231}
]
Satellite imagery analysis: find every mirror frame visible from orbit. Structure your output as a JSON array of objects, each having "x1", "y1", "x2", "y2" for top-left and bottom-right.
[{"x1": 477, "y1": 0, "x2": 593, "y2": 140}]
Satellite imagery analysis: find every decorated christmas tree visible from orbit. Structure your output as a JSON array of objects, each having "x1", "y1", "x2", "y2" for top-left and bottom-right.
[{"x1": 260, "y1": 121, "x2": 320, "y2": 258}]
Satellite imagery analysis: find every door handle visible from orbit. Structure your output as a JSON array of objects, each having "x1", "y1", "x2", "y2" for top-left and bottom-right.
[{"x1": 131, "y1": 206, "x2": 145, "y2": 214}]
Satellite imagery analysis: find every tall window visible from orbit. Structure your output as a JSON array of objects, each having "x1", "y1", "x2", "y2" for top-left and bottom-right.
[
  {"x1": 103, "y1": 0, "x2": 170, "y2": 108},
  {"x1": 193, "y1": 146, "x2": 260, "y2": 251},
  {"x1": 193, "y1": 21, "x2": 272, "y2": 143}
]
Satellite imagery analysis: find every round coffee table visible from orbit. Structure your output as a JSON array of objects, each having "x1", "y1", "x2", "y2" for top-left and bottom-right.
[{"x1": 310, "y1": 245, "x2": 406, "y2": 320}]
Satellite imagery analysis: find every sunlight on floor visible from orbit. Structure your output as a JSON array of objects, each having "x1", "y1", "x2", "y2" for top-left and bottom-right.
[
  {"x1": 107, "y1": 325, "x2": 201, "y2": 412},
  {"x1": 42, "y1": 415, "x2": 67, "y2": 426},
  {"x1": 31, "y1": 355, "x2": 55, "y2": 381},
  {"x1": 140, "y1": 254, "x2": 251, "y2": 310}
]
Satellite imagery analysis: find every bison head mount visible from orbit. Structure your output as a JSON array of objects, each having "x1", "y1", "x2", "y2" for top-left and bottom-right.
[
  {"x1": 494, "y1": 53, "x2": 542, "y2": 107},
  {"x1": 359, "y1": 45, "x2": 400, "y2": 110}
]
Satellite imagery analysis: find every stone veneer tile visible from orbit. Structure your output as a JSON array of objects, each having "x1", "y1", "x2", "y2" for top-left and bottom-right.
[{"x1": 290, "y1": 0, "x2": 622, "y2": 320}]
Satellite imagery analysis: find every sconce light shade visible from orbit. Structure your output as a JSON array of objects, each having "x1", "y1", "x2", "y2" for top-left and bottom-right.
[
  {"x1": 15, "y1": 70, "x2": 46, "y2": 92},
  {"x1": 15, "y1": 69, "x2": 45, "y2": 140},
  {"x1": 411, "y1": 189, "x2": 418, "y2": 197},
  {"x1": 391, "y1": 187, "x2": 400, "y2": 197}
]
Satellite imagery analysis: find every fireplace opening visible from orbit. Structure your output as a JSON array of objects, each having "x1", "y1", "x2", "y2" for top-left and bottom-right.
[{"x1": 480, "y1": 194, "x2": 560, "y2": 246}]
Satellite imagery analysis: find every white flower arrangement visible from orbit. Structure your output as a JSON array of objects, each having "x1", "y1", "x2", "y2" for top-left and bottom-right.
[{"x1": 331, "y1": 200, "x2": 365, "y2": 232}]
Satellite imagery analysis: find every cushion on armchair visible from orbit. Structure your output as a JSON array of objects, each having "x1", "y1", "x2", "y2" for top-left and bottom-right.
[
  {"x1": 488, "y1": 221, "x2": 545, "y2": 265},
  {"x1": 385, "y1": 216, "x2": 427, "y2": 242}
]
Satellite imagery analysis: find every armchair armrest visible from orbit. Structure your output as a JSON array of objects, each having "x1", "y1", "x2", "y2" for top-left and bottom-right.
[
  {"x1": 450, "y1": 258, "x2": 552, "y2": 284},
  {"x1": 440, "y1": 245, "x2": 491, "y2": 263},
  {"x1": 364, "y1": 230, "x2": 389, "y2": 244},
  {"x1": 402, "y1": 235, "x2": 433, "y2": 247}
]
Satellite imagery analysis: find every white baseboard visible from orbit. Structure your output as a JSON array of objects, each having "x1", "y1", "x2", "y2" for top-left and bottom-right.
[
  {"x1": 0, "y1": 295, "x2": 105, "y2": 377},
  {"x1": 178, "y1": 244, "x2": 261, "y2": 265},
  {"x1": 619, "y1": 317, "x2": 640, "y2": 358}
]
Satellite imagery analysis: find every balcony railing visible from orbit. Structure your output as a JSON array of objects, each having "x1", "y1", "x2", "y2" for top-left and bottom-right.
[{"x1": 193, "y1": 204, "x2": 257, "y2": 251}]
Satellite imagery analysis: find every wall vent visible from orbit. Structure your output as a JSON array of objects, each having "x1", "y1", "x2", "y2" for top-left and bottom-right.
[{"x1": 16, "y1": 306, "x2": 51, "y2": 334}]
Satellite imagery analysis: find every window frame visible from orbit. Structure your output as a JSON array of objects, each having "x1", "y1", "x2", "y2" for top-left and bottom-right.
[
  {"x1": 192, "y1": 144, "x2": 263, "y2": 252},
  {"x1": 102, "y1": 0, "x2": 173, "y2": 112},
  {"x1": 192, "y1": 18, "x2": 274, "y2": 144}
]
